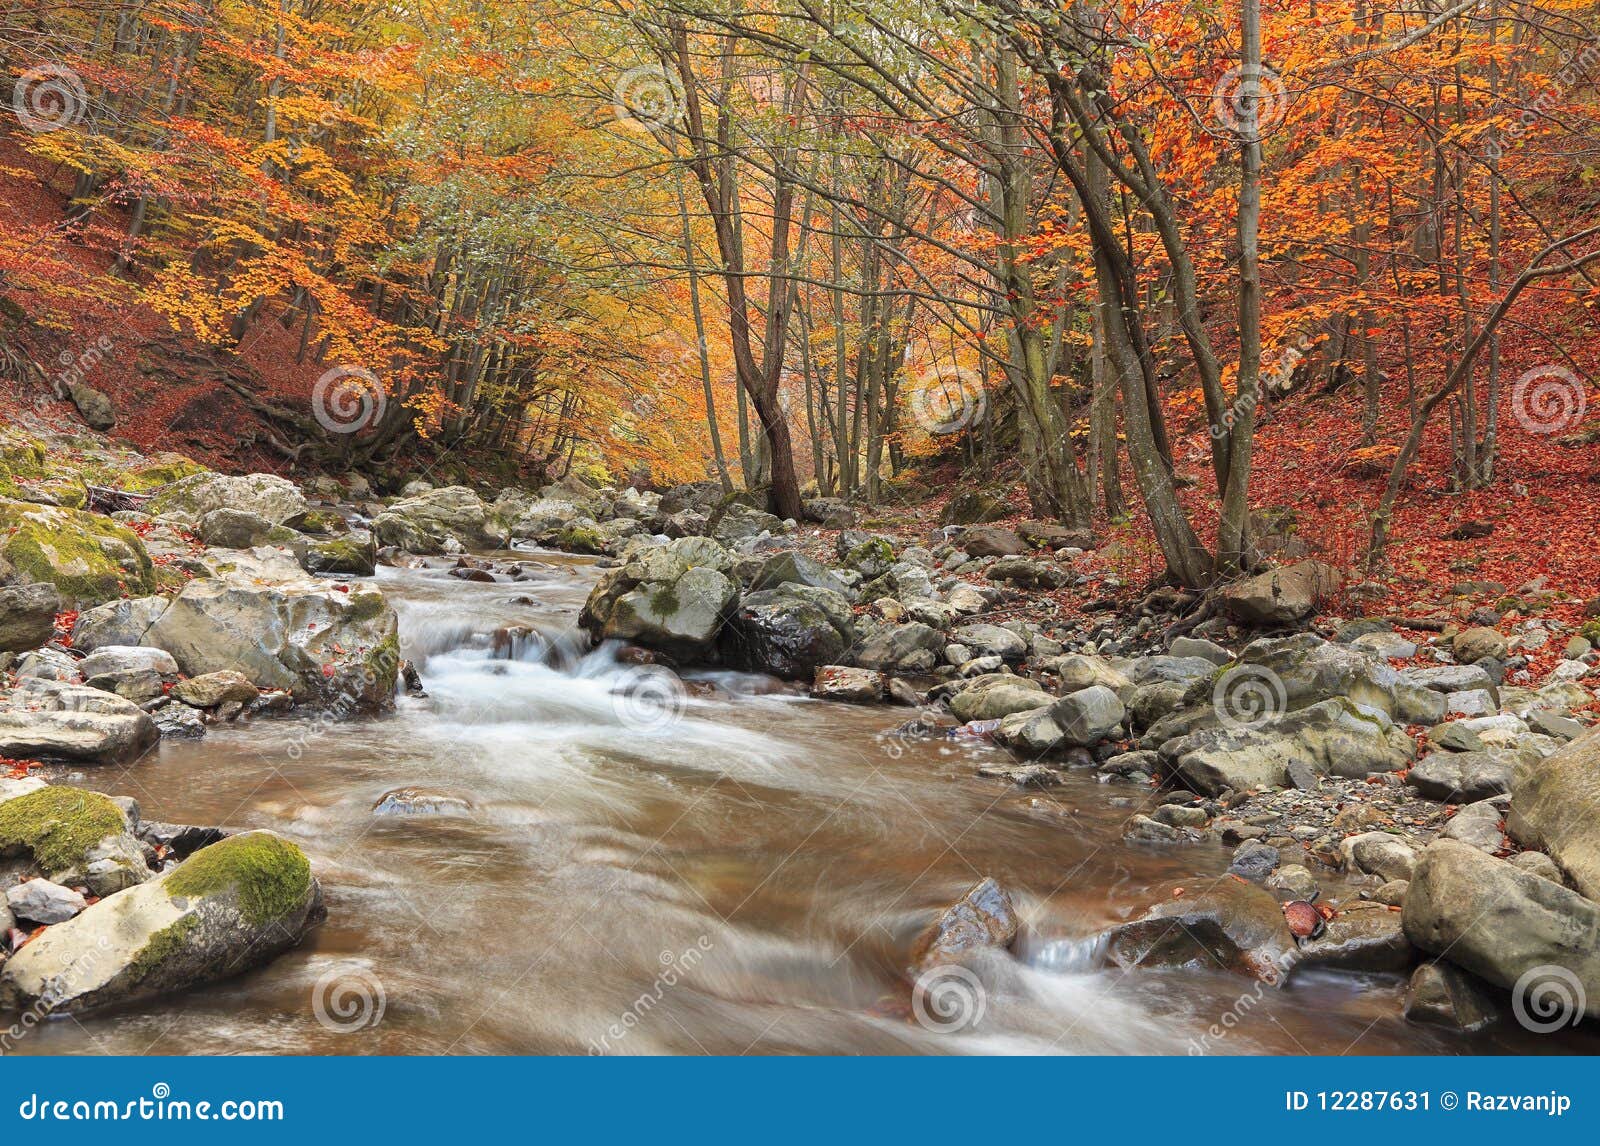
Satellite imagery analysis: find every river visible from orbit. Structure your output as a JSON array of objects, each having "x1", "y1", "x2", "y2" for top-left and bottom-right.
[{"x1": 17, "y1": 552, "x2": 1589, "y2": 1055}]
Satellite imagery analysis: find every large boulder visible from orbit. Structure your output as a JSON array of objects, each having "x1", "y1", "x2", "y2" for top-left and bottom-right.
[
  {"x1": 142, "y1": 550, "x2": 398, "y2": 709},
  {"x1": 719, "y1": 584, "x2": 855, "y2": 679},
  {"x1": 0, "y1": 678, "x2": 159, "y2": 765},
  {"x1": 580, "y1": 536, "x2": 738, "y2": 659},
  {"x1": 1508, "y1": 725, "x2": 1600, "y2": 900},
  {"x1": 372, "y1": 486, "x2": 502, "y2": 554},
  {"x1": 0, "y1": 500, "x2": 154, "y2": 605},
  {"x1": 146, "y1": 471, "x2": 308, "y2": 526},
  {"x1": 197, "y1": 507, "x2": 273, "y2": 549},
  {"x1": 0, "y1": 831, "x2": 323, "y2": 1015},
  {"x1": 1162, "y1": 697, "x2": 1414, "y2": 796},
  {"x1": 810, "y1": 666, "x2": 885, "y2": 703},
  {"x1": 995, "y1": 685, "x2": 1126, "y2": 754},
  {"x1": 855, "y1": 622, "x2": 944, "y2": 674},
  {"x1": 1217, "y1": 560, "x2": 1341, "y2": 626},
  {"x1": 1402, "y1": 839, "x2": 1600, "y2": 1018},
  {"x1": 0, "y1": 782, "x2": 152, "y2": 895},
  {"x1": 911, "y1": 877, "x2": 1019, "y2": 969},
  {"x1": 0, "y1": 582, "x2": 60, "y2": 653}
]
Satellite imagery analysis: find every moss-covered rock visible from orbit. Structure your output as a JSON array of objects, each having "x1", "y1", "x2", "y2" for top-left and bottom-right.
[
  {"x1": 0, "y1": 499, "x2": 155, "y2": 605},
  {"x1": 118, "y1": 455, "x2": 208, "y2": 492},
  {"x1": 553, "y1": 524, "x2": 606, "y2": 554},
  {"x1": 0, "y1": 829, "x2": 323, "y2": 1014},
  {"x1": 294, "y1": 530, "x2": 377, "y2": 576},
  {"x1": 0, "y1": 785, "x2": 127, "y2": 873}
]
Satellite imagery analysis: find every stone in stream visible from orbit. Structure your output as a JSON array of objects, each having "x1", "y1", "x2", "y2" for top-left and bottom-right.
[
  {"x1": 719, "y1": 584, "x2": 855, "y2": 680},
  {"x1": 1340, "y1": 832, "x2": 1418, "y2": 882},
  {"x1": 0, "y1": 582, "x2": 61, "y2": 653},
  {"x1": 5, "y1": 878, "x2": 88, "y2": 925},
  {"x1": 197, "y1": 507, "x2": 273, "y2": 549},
  {"x1": 1507, "y1": 725, "x2": 1600, "y2": 900},
  {"x1": 373, "y1": 787, "x2": 473, "y2": 816},
  {"x1": 371, "y1": 486, "x2": 503, "y2": 554},
  {"x1": 143, "y1": 549, "x2": 399, "y2": 710},
  {"x1": 1402, "y1": 839, "x2": 1600, "y2": 1018},
  {"x1": 854, "y1": 622, "x2": 945, "y2": 674},
  {"x1": 995, "y1": 685, "x2": 1125, "y2": 754},
  {"x1": 1291, "y1": 903, "x2": 1416, "y2": 976},
  {"x1": 809, "y1": 666, "x2": 885, "y2": 704},
  {"x1": 69, "y1": 595, "x2": 172, "y2": 653},
  {"x1": 580, "y1": 536, "x2": 739, "y2": 660},
  {"x1": 1105, "y1": 879, "x2": 1298, "y2": 984},
  {"x1": 910, "y1": 876, "x2": 1019, "y2": 970},
  {"x1": 147, "y1": 471, "x2": 308, "y2": 527},
  {"x1": 0, "y1": 678, "x2": 159, "y2": 765},
  {"x1": 294, "y1": 529, "x2": 378, "y2": 576},
  {"x1": 172, "y1": 670, "x2": 260, "y2": 708},
  {"x1": 0, "y1": 782, "x2": 152, "y2": 895},
  {"x1": 76, "y1": 645, "x2": 179, "y2": 678},
  {"x1": 0, "y1": 830, "x2": 324, "y2": 1015},
  {"x1": 1404, "y1": 962, "x2": 1502, "y2": 1032},
  {"x1": 947, "y1": 674, "x2": 1046, "y2": 722}
]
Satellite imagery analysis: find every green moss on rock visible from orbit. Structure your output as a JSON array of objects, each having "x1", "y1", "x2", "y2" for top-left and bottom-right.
[
  {"x1": 0, "y1": 787, "x2": 127, "y2": 874},
  {"x1": 0, "y1": 499, "x2": 155, "y2": 604},
  {"x1": 554, "y1": 525, "x2": 605, "y2": 554},
  {"x1": 165, "y1": 832, "x2": 312, "y2": 926},
  {"x1": 120, "y1": 457, "x2": 208, "y2": 492},
  {"x1": 128, "y1": 913, "x2": 201, "y2": 982}
]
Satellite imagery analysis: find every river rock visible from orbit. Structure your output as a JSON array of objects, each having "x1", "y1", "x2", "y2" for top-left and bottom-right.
[
  {"x1": 1401, "y1": 839, "x2": 1600, "y2": 1017},
  {"x1": 0, "y1": 783, "x2": 152, "y2": 894},
  {"x1": 373, "y1": 787, "x2": 473, "y2": 815},
  {"x1": 142, "y1": 550, "x2": 399, "y2": 709},
  {"x1": 173, "y1": 670, "x2": 259, "y2": 708},
  {"x1": 581, "y1": 537, "x2": 738, "y2": 658},
  {"x1": 1217, "y1": 560, "x2": 1340, "y2": 626},
  {"x1": 720, "y1": 584, "x2": 855, "y2": 679},
  {"x1": 0, "y1": 678, "x2": 159, "y2": 764},
  {"x1": 855, "y1": 623, "x2": 944, "y2": 673},
  {"x1": 0, "y1": 583, "x2": 60, "y2": 653},
  {"x1": 0, "y1": 830, "x2": 323, "y2": 1015},
  {"x1": 77, "y1": 646, "x2": 179, "y2": 678},
  {"x1": 1453, "y1": 626, "x2": 1508, "y2": 663},
  {"x1": 5, "y1": 878, "x2": 88, "y2": 925},
  {"x1": 810, "y1": 666, "x2": 885, "y2": 703},
  {"x1": 1293, "y1": 904, "x2": 1416, "y2": 974},
  {"x1": 910, "y1": 876, "x2": 1019, "y2": 969},
  {"x1": 198, "y1": 507, "x2": 273, "y2": 549},
  {"x1": 1106, "y1": 879, "x2": 1297, "y2": 983},
  {"x1": 1162, "y1": 698, "x2": 1414, "y2": 797},
  {"x1": 947, "y1": 674, "x2": 1047, "y2": 722},
  {"x1": 747, "y1": 552, "x2": 848, "y2": 597},
  {"x1": 1507, "y1": 725, "x2": 1600, "y2": 899},
  {"x1": 0, "y1": 500, "x2": 155, "y2": 606},
  {"x1": 950, "y1": 623, "x2": 1026, "y2": 662},
  {"x1": 294, "y1": 530, "x2": 378, "y2": 576},
  {"x1": 1407, "y1": 749, "x2": 1519, "y2": 803},
  {"x1": 373, "y1": 486, "x2": 502, "y2": 554},
  {"x1": 1441, "y1": 800, "x2": 1506, "y2": 852},
  {"x1": 147, "y1": 472, "x2": 308, "y2": 527},
  {"x1": 69, "y1": 595, "x2": 171, "y2": 652},
  {"x1": 1404, "y1": 961, "x2": 1502, "y2": 1032},
  {"x1": 1341, "y1": 832, "x2": 1418, "y2": 881}
]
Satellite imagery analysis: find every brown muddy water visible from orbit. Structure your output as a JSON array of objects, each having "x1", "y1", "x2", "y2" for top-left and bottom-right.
[{"x1": 15, "y1": 553, "x2": 1593, "y2": 1056}]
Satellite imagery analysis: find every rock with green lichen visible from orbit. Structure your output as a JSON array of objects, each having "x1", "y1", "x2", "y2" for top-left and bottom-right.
[
  {"x1": 142, "y1": 549, "x2": 398, "y2": 709},
  {"x1": 0, "y1": 782, "x2": 152, "y2": 895},
  {"x1": 0, "y1": 830, "x2": 323, "y2": 1014},
  {"x1": 0, "y1": 499, "x2": 154, "y2": 605},
  {"x1": 145, "y1": 471, "x2": 308, "y2": 527},
  {"x1": 117, "y1": 455, "x2": 208, "y2": 492},
  {"x1": 293, "y1": 529, "x2": 377, "y2": 576},
  {"x1": 0, "y1": 582, "x2": 61, "y2": 653},
  {"x1": 0, "y1": 678, "x2": 159, "y2": 765},
  {"x1": 372, "y1": 486, "x2": 503, "y2": 553},
  {"x1": 580, "y1": 536, "x2": 738, "y2": 659}
]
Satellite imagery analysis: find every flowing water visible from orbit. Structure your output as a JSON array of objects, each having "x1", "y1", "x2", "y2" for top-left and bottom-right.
[{"x1": 16, "y1": 553, "x2": 1592, "y2": 1056}]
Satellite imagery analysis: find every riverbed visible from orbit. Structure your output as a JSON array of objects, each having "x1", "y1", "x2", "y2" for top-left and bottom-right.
[{"x1": 19, "y1": 552, "x2": 1588, "y2": 1055}]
